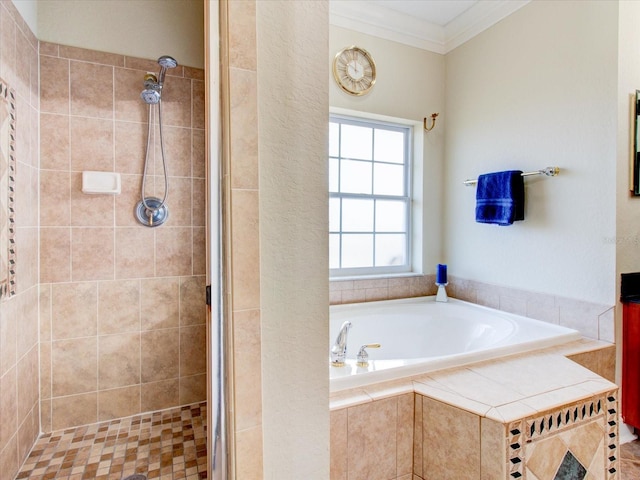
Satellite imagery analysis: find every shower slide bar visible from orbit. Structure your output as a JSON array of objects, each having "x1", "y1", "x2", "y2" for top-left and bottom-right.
[{"x1": 463, "y1": 166, "x2": 560, "y2": 186}]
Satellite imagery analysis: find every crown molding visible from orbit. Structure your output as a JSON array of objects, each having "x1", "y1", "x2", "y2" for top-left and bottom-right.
[{"x1": 329, "y1": 0, "x2": 531, "y2": 54}]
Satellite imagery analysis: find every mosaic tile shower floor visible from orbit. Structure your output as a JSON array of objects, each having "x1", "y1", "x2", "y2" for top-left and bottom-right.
[{"x1": 15, "y1": 402, "x2": 207, "y2": 480}]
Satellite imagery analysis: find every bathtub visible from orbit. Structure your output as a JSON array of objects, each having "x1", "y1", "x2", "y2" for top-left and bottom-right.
[{"x1": 329, "y1": 296, "x2": 582, "y2": 391}]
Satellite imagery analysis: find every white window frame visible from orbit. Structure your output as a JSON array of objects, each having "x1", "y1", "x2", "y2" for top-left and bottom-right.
[{"x1": 329, "y1": 112, "x2": 415, "y2": 278}]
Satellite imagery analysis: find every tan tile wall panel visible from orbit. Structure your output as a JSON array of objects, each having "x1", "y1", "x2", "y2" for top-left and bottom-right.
[
  {"x1": 39, "y1": 42, "x2": 207, "y2": 432},
  {"x1": 0, "y1": 2, "x2": 40, "y2": 478},
  {"x1": 330, "y1": 394, "x2": 414, "y2": 480},
  {"x1": 225, "y1": 0, "x2": 264, "y2": 477}
]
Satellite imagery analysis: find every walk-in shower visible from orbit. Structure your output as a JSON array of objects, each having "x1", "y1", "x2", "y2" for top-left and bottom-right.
[{"x1": 135, "y1": 55, "x2": 178, "y2": 227}]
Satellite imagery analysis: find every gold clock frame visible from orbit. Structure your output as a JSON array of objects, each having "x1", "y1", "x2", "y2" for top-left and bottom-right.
[{"x1": 332, "y1": 45, "x2": 376, "y2": 97}]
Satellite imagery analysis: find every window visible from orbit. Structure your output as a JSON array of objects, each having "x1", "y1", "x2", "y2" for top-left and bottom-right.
[{"x1": 329, "y1": 114, "x2": 412, "y2": 276}]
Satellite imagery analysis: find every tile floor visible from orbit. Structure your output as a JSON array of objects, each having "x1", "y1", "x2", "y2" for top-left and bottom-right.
[
  {"x1": 15, "y1": 402, "x2": 207, "y2": 480},
  {"x1": 621, "y1": 438, "x2": 640, "y2": 479}
]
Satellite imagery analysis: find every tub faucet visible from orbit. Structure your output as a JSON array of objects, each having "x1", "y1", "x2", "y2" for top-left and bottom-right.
[{"x1": 331, "y1": 321, "x2": 352, "y2": 367}]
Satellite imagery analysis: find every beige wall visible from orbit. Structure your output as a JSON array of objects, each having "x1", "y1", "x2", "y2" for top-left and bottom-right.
[
  {"x1": 38, "y1": 43, "x2": 207, "y2": 432},
  {"x1": 329, "y1": 26, "x2": 446, "y2": 273},
  {"x1": 37, "y1": 0, "x2": 204, "y2": 68},
  {"x1": 257, "y1": 1, "x2": 330, "y2": 477},
  {"x1": 0, "y1": 2, "x2": 40, "y2": 478},
  {"x1": 444, "y1": 0, "x2": 618, "y2": 307}
]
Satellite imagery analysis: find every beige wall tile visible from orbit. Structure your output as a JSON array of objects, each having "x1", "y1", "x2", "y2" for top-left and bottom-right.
[
  {"x1": 0, "y1": 299, "x2": 17, "y2": 376},
  {"x1": 40, "y1": 399, "x2": 52, "y2": 433},
  {"x1": 52, "y1": 337, "x2": 97, "y2": 396},
  {"x1": 141, "y1": 329, "x2": 179, "y2": 383},
  {"x1": 52, "y1": 392, "x2": 97, "y2": 431},
  {"x1": 15, "y1": 289, "x2": 38, "y2": 359},
  {"x1": 39, "y1": 285, "x2": 52, "y2": 342},
  {"x1": 193, "y1": 227, "x2": 206, "y2": 275},
  {"x1": 347, "y1": 397, "x2": 398, "y2": 480},
  {"x1": 115, "y1": 227, "x2": 155, "y2": 279},
  {"x1": 39, "y1": 55, "x2": 69, "y2": 114},
  {"x1": 413, "y1": 394, "x2": 423, "y2": 478},
  {"x1": 156, "y1": 227, "x2": 192, "y2": 277},
  {"x1": 40, "y1": 170, "x2": 70, "y2": 226},
  {"x1": 40, "y1": 228, "x2": 72, "y2": 283},
  {"x1": 140, "y1": 277, "x2": 179, "y2": 330},
  {"x1": 192, "y1": 80, "x2": 205, "y2": 129},
  {"x1": 59, "y1": 45, "x2": 123, "y2": 66},
  {"x1": 180, "y1": 276, "x2": 206, "y2": 326},
  {"x1": 180, "y1": 325, "x2": 206, "y2": 377},
  {"x1": 228, "y1": 0, "x2": 257, "y2": 71},
  {"x1": 233, "y1": 309, "x2": 262, "y2": 431},
  {"x1": 40, "y1": 341, "x2": 51, "y2": 400},
  {"x1": 422, "y1": 396, "x2": 480, "y2": 479},
  {"x1": 114, "y1": 67, "x2": 148, "y2": 124},
  {"x1": 17, "y1": 404, "x2": 38, "y2": 462},
  {"x1": 98, "y1": 333, "x2": 141, "y2": 389},
  {"x1": 155, "y1": 126, "x2": 191, "y2": 178},
  {"x1": 98, "y1": 279, "x2": 141, "y2": 334},
  {"x1": 0, "y1": 435, "x2": 19, "y2": 480},
  {"x1": 480, "y1": 417, "x2": 506, "y2": 479},
  {"x1": 115, "y1": 121, "x2": 147, "y2": 175},
  {"x1": 0, "y1": 366, "x2": 17, "y2": 451},
  {"x1": 98, "y1": 385, "x2": 141, "y2": 421},
  {"x1": 15, "y1": 228, "x2": 38, "y2": 293},
  {"x1": 51, "y1": 282, "x2": 98, "y2": 339},
  {"x1": 71, "y1": 227, "x2": 115, "y2": 281},
  {"x1": 40, "y1": 113, "x2": 70, "y2": 170},
  {"x1": 140, "y1": 378, "x2": 179, "y2": 412},
  {"x1": 115, "y1": 174, "x2": 143, "y2": 227},
  {"x1": 192, "y1": 129, "x2": 205, "y2": 178},
  {"x1": 330, "y1": 409, "x2": 347, "y2": 480},
  {"x1": 16, "y1": 345, "x2": 38, "y2": 424},
  {"x1": 235, "y1": 426, "x2": 264, "y2": 480},
  {"x1": 229, "y1": 68, "x2": 258, "y2": 190},
  {"x1": 179, "y1": 373, "x2": 206, "y2": 405},
  {"x1": 71, "y1": 174, "x2": 115, "y2": 227},
  {"x1": 159, "y1": 176, "x2": 191, "y2": 227},
  {"x1": 162, "y1": 76, "x2": 192, "y2": 128},
  {"x1": 231, "y1": 190, "x2": 260, "y2": 310},
  {"x1": 70, "y1": 61, "x2": 114, "y2": 118},
  {"x1": 397, "y1": 393, "x2": 414, "y2": 477},
  {"x1": 192, "y1": 178, "x2": 206, "y2": 226},
  {"x1": 70, "y1": 116, "x2": 114, "y2": 172}
]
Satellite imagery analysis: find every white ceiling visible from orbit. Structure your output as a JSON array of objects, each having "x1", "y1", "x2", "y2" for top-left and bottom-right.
[{"x1": 330, "y1": 0, "x2": 531, "y2": 54}]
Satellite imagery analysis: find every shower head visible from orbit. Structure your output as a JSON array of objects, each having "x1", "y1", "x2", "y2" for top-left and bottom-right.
[
  {"x1": 157, "y1": 55, "x2": 178, "y2": 85},
  {"x1": 158, "y1": 55, "x2": 178, "y2": 69},
  {"x1": 141, "y1": 88, "x2": 161, "y2": 105}
]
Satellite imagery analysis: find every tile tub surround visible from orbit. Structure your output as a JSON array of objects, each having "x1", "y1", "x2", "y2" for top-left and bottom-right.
[
  {"x1": 39, "y1": 42, "x2": 206, "y2": 432},
  {"x1": 330, "y1": 275, "x2": 615, "y2": 342},
  {"x1": 330, "y1": 342, "x2": 619, "y2": 479}
]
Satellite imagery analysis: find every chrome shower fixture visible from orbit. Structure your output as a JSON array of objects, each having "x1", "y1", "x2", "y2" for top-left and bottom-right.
[
  {"x1": 140, "y1": 56, "x2": 178, "y2": 105},
  {"x1": 136, "y1": 55, "x2": 178, "y2": 227}
]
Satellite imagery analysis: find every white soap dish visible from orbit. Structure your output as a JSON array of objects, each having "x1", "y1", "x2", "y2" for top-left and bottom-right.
[{"x1": 82, "y1": 171, "x2": 121, "y2": 195}]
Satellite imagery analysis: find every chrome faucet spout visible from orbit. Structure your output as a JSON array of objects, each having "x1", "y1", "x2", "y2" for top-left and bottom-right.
[{"x1": 331, "y1": 321, "x2": 352, "y2": 367}]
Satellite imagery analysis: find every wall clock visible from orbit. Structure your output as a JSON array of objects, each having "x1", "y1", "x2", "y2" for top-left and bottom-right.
[{"x1": 332, "y1": 45, "x2": 376, "y2": 96}]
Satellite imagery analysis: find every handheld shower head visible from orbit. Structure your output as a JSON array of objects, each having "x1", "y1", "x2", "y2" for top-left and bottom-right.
[{"x1": 157, "y1": 55, "x2": 178, "y2": 85}]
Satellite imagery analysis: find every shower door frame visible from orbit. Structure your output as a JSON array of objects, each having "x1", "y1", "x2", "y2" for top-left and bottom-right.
[{"x1": 206, "y1": 1, "x2": 231, "y2": 479}]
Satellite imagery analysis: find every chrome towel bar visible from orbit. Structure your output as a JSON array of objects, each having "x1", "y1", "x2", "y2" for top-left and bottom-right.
[{"x1": 463, "y1": 166, "x2": 559, "y2": 186}]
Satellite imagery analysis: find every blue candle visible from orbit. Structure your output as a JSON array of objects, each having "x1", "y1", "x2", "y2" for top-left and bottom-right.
[{"x1": 436, "y1": 264, "x2": 447, "y2": 284}]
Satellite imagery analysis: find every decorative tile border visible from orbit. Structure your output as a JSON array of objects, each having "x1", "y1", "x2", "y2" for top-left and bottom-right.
[
  {"x1": 507, "y1": 390, "x2": 618, "y2": 479},
  {"x1": 0, "y1": 78, "x2": 16, "y2": 299}
]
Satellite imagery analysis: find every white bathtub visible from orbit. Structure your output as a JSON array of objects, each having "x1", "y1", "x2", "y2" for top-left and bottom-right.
[{"x1": 330, "y1": 296, "x2": 582, "y2": 391}]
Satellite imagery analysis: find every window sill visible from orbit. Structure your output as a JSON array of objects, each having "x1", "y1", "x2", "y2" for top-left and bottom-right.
[{"x1": 330, "y1": 272, "x2": 426, "y2": 282}]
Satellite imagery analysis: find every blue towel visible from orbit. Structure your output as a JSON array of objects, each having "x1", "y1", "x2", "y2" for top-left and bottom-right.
[{"x1": 475, "y1": 170, "x2": 524, "y2": 225}]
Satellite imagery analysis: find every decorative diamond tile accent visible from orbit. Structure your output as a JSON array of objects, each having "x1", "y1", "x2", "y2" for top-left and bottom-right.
[
  {"x1": 554, "y1": 451, "x2": 586, "y2": 479},
  {"x1": 507, "y1": 390, "x2": 619, "y2": 480}
]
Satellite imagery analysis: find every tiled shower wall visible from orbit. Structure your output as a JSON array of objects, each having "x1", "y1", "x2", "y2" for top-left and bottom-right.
[
  {"x1": 0, "y1": 2, "x2": 40, "y2": 478},
  {"x1": 38, "y1": 43, "x2": 207, "y2": 432},
  {"x1": 223, "y1": 0, "x2": 264, "y2": 477}
]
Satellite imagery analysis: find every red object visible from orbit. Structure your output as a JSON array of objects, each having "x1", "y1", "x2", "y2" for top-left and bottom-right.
[{"x1": 623, "y1": 302, "x2": 640, "y2": 430}]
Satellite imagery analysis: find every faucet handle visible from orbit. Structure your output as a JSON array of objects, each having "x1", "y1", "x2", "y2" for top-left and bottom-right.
[{"x1": 356, "y1": 343, "x2": 381, "y2": 367}]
